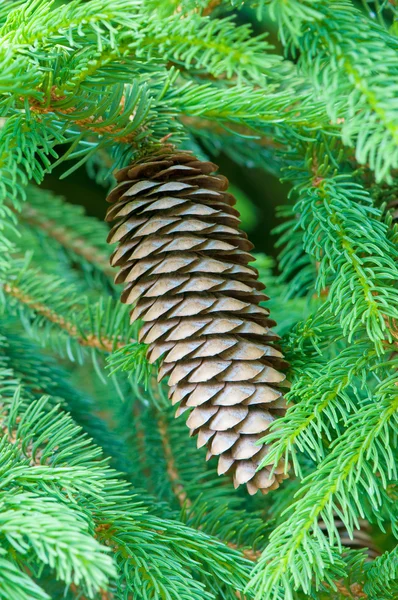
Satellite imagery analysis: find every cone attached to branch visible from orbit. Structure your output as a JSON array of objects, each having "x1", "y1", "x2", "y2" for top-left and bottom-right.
[{"x1": 106, "y1": 148, "x2": 289, "y2": 494}]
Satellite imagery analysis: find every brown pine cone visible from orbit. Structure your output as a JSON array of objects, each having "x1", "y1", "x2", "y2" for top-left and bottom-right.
[{"x1": 106, "y1": 149, "x2": 289, "y2": 494}]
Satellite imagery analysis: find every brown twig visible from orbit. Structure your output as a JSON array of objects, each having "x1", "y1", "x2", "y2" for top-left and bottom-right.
[
  {"x1": 156, "y1": 414, "x2": 261, "y2": 561},
  {"x1": 202, "y1": 0, "x2": 222, "y2": 16},
  {"x1": 3, "y1": 283, "x2": 126, "y2": 352},
  {"x1": 323, "y1": 580, "x2": 368, "y2": 599},
  {"x1": 28, "y1": 89, "x2": 141, "y2": 145},
  {"x1": 157, "y1": 414, "x2": 192, "y2": 508},
  {"x1": 387, "y1": 317, "x2": 398, "y2": 347},
  {"x1": 19, "y1": 203, "x2": 114, "y2": 277}
]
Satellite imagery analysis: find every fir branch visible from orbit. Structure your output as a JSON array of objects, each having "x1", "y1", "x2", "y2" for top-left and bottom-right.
[
  {"x1": 136, "y1": 14, "x2": 283, "y2": 85},
  {"x1": 263, "y1": 0, "x2": 398, "y2": 181},
  {"x1": 292, "y1": 173, "x2": 398, "y2": 350},
  {"x1": 19, "y1": 186, "x2": 114, "y2": 279},
  {"x1": 248, "y1": 385, "x2": 398, "y2": 599},
  {"x1": 364, "y1": 545, "x2": 398, "y2": 599},
  {"x1": 0, "y1": 554, "x2": 50, "y2": 600},
  {"x1": 263, "y1": 336, "x2": 381, "y2": 472},
  {"x1": 1, "y1": 258, "x2": 136, "y2": 362},
  {"x1": 0, "y1": 492, "x2": 116, "y2": 596}
]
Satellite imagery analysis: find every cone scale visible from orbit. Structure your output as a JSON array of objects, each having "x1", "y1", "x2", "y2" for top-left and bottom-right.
[{"x1": 106, "y1": 149, "x2": 289, "y2": 494}]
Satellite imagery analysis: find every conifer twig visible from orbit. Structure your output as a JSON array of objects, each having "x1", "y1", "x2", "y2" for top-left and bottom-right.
[
  {"x1": 29, "y1": 99, "x2": 141, "y2": 145},
  {"x1": 157, "y1": 414, "x2": 192, "y2": 508},
  {"x1": 3, "y1": 283, "x2": 125, "y2": 353},
  {"x1": 157, "y1": 414, "x2": 262, "y2": 562},
  {"x1": 202, "y1": 0, "x2": 222, "y2": 16},
  {"x1": 18, "y1": 203, "x2": 114, "y2": 277},
  {"x1": 334, "y1": 581, "x2": 367, "y2": 599},
  {"x1": 179, "y1": 115, "x2": 282, "y2": 148}
]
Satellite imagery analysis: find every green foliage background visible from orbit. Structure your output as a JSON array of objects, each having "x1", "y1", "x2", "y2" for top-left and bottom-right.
[{"x1": 0, "y1": 1, "x2": 397, "y2": 599}]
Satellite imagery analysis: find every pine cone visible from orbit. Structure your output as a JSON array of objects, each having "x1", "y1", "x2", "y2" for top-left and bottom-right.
[{"x1": 106, "y1": 149, "x2": 289, "y2": 494}]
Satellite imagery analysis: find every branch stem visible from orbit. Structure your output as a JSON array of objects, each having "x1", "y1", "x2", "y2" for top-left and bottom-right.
[{"x1": 3, "y1": 283, "x2": 124, "y2": 352}]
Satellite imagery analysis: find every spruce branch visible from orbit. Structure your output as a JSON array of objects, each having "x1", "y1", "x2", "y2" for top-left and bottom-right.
[
  {"x1": 106, "y1": 342, "x2": 153, "y2": 386},
  {"x1": 114, "y1": 400, "x2": 269, "y2": 559},
  {"x1": 0, "y1": 369, "x2": 254, "y2": 600},
  {"x1": 173, "y1": 81, "x2": 334, "y2": 133},
  {"x1": 248, "y1": 386, "x2": 398, "y2": 599},
  {"x1": 287, "y1": 167, "x2": 398, "y2": 350},
  {"x1": 18, "y1": 186, "x2": 114, "y2": 279},
  {"x1": 0, "y1": 390, "x2": 117, "y2": 597},
  {"x1": 0, "y1": 391, "x2": 107, "y2": 496},
  {"x1": 180, "y1": 115, "x2": 282, "y2": 149},
  {"x1": 157, "y1": 413, "x2": 195, "y2": 510},
  {"x1": 273, "y1": 205, "x2": 317, "y2": 299},
  {"x1": 262, "y1": 336, "x2": 381, "y2": 472},
  {"x1": 0, "y1": 114, "x2": 62, "y2": 265},
  {"x1": 1, "y1": 326, "x2": 268, "y2": 580},
  {"x1": 0, "y1": 2, "x2": 396, "y2": 598},
  {"x1": 203, "y1": 0, "x2": 223, "y2": 15},
  {"x1": 263, "y1": 0, "x2": 398, "y2": 181},
  {"x1": 0, "y1": 257, "x2": 142, "y2": 398},
  {"x1": 0, "y1": 492, "x2": 116, "y2": 596},
  {"x1": 69, "y1": 583, "x2": 113, "y2": 600},
  {"x1": 1, "y1": 0, "x2": 143, "y2": 78},
  {"x1": 0, "y1": 329, "x2": 127, "y2": 465},
  {"x1": 156, "y1": 411, "x2": 268, "y2": 556},
  {"x1": 181, "y1": 115, "x2": 284, "y2": 175},
  {"x1": 364, "y1": 545, "x2": 398, "y2": 599},
  {"x1": 135, "y1": 14, "x2": 283, "y2": 85},
  {"x1": 2, "y1": 282, "x2": 123, "y2": 353},
  {"x1": 0, "y1": 555, "x2": 50, "y2": 600},
  {"x1": 156, "y1": 416, "x2": 263, "y2": 563},
  {"x1": 28, "y1": 83, "x2": 150, "y2": 147}
]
